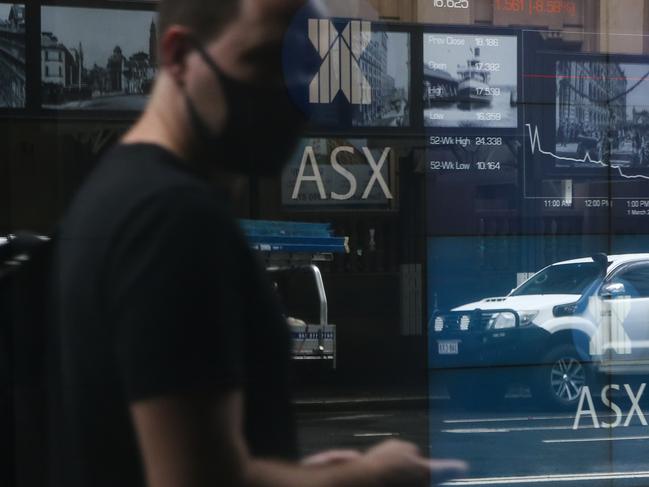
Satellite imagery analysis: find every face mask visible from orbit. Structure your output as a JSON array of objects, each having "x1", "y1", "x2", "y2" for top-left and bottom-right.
[{"x1": 185, "y1": 41, "x2": 305, "y2": 177}]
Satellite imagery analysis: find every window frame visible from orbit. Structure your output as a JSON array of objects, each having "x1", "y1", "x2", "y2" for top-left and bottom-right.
[{"x1": 602, "y1": 261, "x2": 649, "y2": 299}]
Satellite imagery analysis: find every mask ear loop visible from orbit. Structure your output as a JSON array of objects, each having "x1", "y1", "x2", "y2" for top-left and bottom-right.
[
  {"x1": 186, "y1": 35, "x2": 252, "y2": 127},
  {"x1": 179, "y1": 36, "x2": 232, "y2": 172},
  {"x1": 181, "y1": 93, "x2": 219, "y2": 175},
  {"x1": 186, "y1": 36, "x2": 227, "y2": 79}
]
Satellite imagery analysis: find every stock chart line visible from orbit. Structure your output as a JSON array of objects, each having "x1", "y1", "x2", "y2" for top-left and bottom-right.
[{"x1": 526, "y1": 124, "x2": 649, "y2": 181}]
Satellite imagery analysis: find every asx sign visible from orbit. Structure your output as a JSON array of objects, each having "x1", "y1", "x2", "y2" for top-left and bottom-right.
[
  {"x1": 573, "y1": 384, "x2": 647, "y2": 430},
  {"x1": 282, "y1": 139, "x2": 393, "y2": 207},
  {"x1": 308, "y1": 19, "x2": 372, "y2": 105}
]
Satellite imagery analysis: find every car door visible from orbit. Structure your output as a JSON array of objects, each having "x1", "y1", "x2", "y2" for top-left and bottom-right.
[{"x1": 600, "y1": 263, "x2": 649, "y2": 363}]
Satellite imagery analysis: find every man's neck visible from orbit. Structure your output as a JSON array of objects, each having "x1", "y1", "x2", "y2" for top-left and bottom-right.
[
  {"x1": 122, "y1": 103, "x2": 192, "y2": 163},
  {"x1": 122, "y1": 92, "x2": 246, "y2": 196}
]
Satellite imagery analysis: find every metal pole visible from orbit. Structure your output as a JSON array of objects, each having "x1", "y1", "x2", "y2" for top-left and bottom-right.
[{"x1": 309, "y1": 264, "x2": 328, "y2": 326}]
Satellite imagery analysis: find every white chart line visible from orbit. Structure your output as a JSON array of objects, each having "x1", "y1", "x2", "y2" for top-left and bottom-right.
[{"x1": 527, "y1": 124, "x2": 649, "y2": 181}]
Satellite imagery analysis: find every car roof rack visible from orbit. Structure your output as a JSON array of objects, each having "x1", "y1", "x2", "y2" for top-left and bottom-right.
[{"x1": 591, "y1": 253, "x2": 612, "y2": 271}]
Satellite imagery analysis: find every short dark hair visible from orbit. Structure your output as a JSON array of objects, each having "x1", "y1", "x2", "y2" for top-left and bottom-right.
[{"x1": 158, "y1": 0, "x2": 240, "y2": 43}]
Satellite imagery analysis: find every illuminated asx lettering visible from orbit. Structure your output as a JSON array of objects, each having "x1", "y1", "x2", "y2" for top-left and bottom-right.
[
  {"x1": 292, "y1": 145, "x2": 393, "y2": 201},
  {"x1": 308, "y1": 19, "x2": 372, "y2": 105}
]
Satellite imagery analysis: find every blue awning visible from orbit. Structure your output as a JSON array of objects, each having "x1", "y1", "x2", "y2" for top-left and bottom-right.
[{"x1": 239, "y1": 220, "x2": 348, "y2": 254}]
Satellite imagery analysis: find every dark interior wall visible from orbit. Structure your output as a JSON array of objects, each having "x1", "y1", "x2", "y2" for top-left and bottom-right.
[
  {"x1": 0, "y1": 123, "x2": 10, "y2": 233},
  {"x1": 325, "y1": 273, "x2": 425, "y2": 384},
  {"x1": 0, "y1": 120, "x2": 127, "y2": 234}
]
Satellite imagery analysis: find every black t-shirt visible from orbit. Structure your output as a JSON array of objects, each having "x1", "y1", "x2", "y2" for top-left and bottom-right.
[{"x1": 50, "y1": 144, "x2": 297, "y2": 487}]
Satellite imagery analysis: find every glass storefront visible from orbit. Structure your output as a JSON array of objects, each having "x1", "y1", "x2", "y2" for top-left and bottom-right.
[
  {"x1": 287, "y1": 1, "x2": 649, "y2": 485},
  {"x1": 5, "y1": 1, "x2": 649, "y2": 486}
]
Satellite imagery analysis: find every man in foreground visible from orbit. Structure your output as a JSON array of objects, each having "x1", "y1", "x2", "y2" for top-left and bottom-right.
[{"x1": 52, "y1": 1, "x2": 467, "y2": 486}]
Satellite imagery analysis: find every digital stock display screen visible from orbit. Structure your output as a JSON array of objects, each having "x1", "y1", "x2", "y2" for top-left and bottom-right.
[
  {"x1": 415, "y1": 4, "x2": 649, "y2": 483},
  {"x1": 519, "y1": 31, "x2": 649, "y2": 234},
  {"x1": 424, "y1": 28, "x2": 649, "y2": 236},
  {"x1": 424, "y1": 29, "x2": 523, "y2": 236},
  {"x1": 423, "y1": 33, "x2": 519, "y2": 128},
  {"x1": 283, "y1": 17, "x2": 649, "y2": 236}
]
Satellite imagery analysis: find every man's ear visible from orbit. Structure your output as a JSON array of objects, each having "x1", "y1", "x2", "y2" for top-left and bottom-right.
[{"x1": 160, "y1": 26, "x2": 195, "y2": 87}]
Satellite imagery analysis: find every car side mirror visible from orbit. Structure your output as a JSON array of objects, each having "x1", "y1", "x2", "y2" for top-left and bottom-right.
[{"x1": 600, "y1": 282, "x2": 626, "y2": 300}]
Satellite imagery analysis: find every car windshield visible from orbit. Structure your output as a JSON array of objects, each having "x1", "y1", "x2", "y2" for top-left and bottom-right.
[{"x1": 510, "y1": 262, "x2": 602, "y2": 296}]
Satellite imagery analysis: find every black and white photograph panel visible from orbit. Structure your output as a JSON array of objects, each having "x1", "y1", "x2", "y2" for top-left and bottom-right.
[
  {"x1": 423, "y1": 33, "x2": 518, "y2": 129},
  {"x1": 352, "y1": 31, "x2": 410, "y2": 128},
  {"x1": 555, "y1": 60, "x2": 649, "y2": 171},
  {"x1": 41, "y1": 6, "x2": 158, "y2": 111},
  {"x1": 0, "y1": 3, "x2": 26, "y2": 108}
]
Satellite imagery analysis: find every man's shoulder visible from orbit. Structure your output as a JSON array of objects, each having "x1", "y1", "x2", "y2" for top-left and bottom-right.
[
  {"x1": 61, "y1": 144, "x2": 231, "y2": 240},
  {"x1": 91, "y1": 143, "x2": 211, "y2": 202}
]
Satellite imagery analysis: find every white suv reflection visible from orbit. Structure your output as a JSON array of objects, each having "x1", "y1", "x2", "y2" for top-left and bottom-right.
[{"x1": 433, "y1": 253, "x2": 649, "y2": 410}]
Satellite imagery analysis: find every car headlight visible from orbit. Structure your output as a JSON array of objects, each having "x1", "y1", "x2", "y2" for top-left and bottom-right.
[
  {"x1": 434, "y1": 317, "x2": 444, "y2": 332},
  {"x1": 459, "y1": 315, "x2": 471, "y2": 331},
  {"x1": 488, "y1": 311, "x2": 538, "y2": 330},
  {"x1": 490, "y1": 312, "x2": 517, "y2": 329}
]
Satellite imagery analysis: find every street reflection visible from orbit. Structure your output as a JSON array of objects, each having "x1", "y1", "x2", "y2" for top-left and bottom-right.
[{"x1": 429, "y1": 369, "x2": 649, "y2": 486}]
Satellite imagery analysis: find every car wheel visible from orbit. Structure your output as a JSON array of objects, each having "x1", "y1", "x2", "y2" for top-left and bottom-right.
[{"x1": 533, "y1": 344, "x2": 590, "y2": 411}]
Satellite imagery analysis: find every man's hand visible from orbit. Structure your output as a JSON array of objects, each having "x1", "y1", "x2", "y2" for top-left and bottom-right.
[
  {"x1": 303, "y1": 441, "x2": 467, "y2": 486},
  {"x1": 360, "y1": 440, "x2": 468, "y2": 487},
  {"x1": 302, "y1": 450, "x2": 363, "y2": 467},
  {"x1": 131, "y1": 391, "x2": 467, "y2": 487}
]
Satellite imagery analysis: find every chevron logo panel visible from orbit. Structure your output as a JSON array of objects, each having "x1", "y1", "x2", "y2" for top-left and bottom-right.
[{"x1": 308, "y1": 19, "x2": 372, "y2": 105}]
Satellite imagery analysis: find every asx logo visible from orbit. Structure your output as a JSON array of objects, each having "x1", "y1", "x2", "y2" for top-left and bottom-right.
[
  {"x1": 589, "y1": 296, "x2": 633, "y2": 356},
  {"x1": 308, "y1": 19, "x2": 372, "y2": 105},
  {"x1": 291, "y1": 145, "x2": 393, "y2": 202},
  {"x1": 573, "y1": 384, "x2": 647, "y2": 430}
]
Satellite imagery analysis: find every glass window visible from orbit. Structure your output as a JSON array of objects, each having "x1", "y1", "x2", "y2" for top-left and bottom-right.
[
  {"x1": 7, "y1": 1, "x2": 649, "y2": 486},
  {"x1": 511, "y1": 262, "x2": 602, "y2": 296},
  {"x1": 609, "y1": 263, "x2": 649, "y2": 298},
  {"x1": 278, "y1": 2, "x2": 649, "y2": 486}
]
